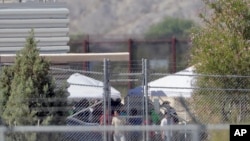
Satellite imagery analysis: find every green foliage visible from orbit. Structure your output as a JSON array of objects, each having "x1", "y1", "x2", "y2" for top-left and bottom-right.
[
  {"x1": 191, "y1": 0, "x2": 250, "y2": 74},
  {"x1": 145, "y1": 16, "x2": 195, "y2": 39},
  {"x1": 0, "y1": 66, "x2": 14, "y2": 116},
  {"x1": 0, "y1": 30, "x2": 68, "y2": 140},
  {"x1": 191, "y1": 0, "x2": 250, "y2": 123}
]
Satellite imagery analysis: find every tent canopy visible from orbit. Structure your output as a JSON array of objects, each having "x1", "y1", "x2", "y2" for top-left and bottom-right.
[
  {"x1": 128, "y1": 66, "x2": 196, "y2": 98},
  {"x1": 67, "y1": 73, "x2": 121, "y2": 100}
]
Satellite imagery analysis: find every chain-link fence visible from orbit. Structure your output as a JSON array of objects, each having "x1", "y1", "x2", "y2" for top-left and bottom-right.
[
  {"x1": 0, "y1": 59, "x2": 249, "y2": 141},
  {"x1": 0, "y1": 124, "x2": 230, "y2": 141}
]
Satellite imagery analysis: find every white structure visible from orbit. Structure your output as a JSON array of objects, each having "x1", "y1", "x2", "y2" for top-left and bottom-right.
[
  {"x1": 67, "y1": 73, "x2": 121, "y2": 101},
  {"x1": 0, "y1": 2, "x2": 69, "y2": 54},
  {"x1": 128, "y1": 66, "x2": 196, "y2": 98},
  {"x1": 128, "y1": 66, "x2": 196, "y2": 122}
]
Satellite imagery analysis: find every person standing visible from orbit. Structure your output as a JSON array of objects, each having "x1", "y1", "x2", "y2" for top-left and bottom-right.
[
  {"x1": 100, "y1": 109, "x2": 114, "y2": 141},
  {"x1": 150, "y1": 109, "x2": 160, "y2": 125},
  {"x1": 128, "y1": 108, "x2": 142, "y2": 141},
  {"x1": 112, "y1": 110, "x2": 126, "y2": 141},
  {"x1": 160, "y1": 112, "x2": 172, "y2": 141}
]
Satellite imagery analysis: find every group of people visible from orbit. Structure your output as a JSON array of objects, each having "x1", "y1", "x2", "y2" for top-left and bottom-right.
[
  {"x1": 70, "y1": 98, "x2": 182, "y2": 141},
  {"x1": 99, "y1": 105, "x2": 180, "y2": 141}
]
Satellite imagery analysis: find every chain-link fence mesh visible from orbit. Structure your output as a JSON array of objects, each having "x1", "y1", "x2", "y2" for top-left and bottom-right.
[
  {"x1": 0, "y1": 125, "x2": 229, "y2": 141},
  {"x1": 0, "y1": 60, "x2": 249, "y2": 141}
]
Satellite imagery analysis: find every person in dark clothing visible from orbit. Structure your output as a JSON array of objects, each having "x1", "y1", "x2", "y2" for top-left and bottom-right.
[{"x1": 128, "y1": 108, "x2": 142, "y2": 141}]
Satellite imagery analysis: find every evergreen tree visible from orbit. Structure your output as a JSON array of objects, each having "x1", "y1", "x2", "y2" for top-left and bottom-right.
[
  {"x1": 0, "y1": 66, "x2": 14, "y2": 122},
  {"x1": 191, "y1": 0, "x2": 250, "y2": 123},
  {"x1": 0, "y1": 30, "x2": 68, "y2": 140}
]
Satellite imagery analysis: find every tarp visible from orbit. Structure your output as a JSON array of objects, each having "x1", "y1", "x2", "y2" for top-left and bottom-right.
[
  {"x1": 128, "y1": 66, "x2": 196, "y2": 98},
  {"x1": 67, "y1": 73, "x2": 121, "y2": 100}
]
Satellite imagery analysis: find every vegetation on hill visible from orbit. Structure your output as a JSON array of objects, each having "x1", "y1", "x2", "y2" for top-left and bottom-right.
[
  {"x1": 59, "y1": 0, "x2": 203, "y2": 35},
  {"x1": 145, "y1": 16, "x2": 195, "y2": 39}
]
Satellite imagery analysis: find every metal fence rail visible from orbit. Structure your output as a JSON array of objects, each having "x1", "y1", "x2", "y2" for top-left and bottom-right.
[{"x1": 0, "y1": 124, "x2": 229, "y2": 141}]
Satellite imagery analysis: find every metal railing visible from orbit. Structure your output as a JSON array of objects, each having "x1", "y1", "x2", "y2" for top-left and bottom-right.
[{"x1": 0, "y1": 124, "x2": 229, "y2": 141}]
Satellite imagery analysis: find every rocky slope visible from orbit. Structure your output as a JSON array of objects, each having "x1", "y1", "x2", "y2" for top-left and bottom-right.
[{"x1": 59, "y1": 0, "x2": 204, "y2": 35}]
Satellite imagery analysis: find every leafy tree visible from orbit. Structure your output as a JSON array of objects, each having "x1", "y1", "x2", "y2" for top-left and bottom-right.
[
  {"x1": 0, "y1": 30, "x2": 68, "y2": 140},
  {"x1": 191, "y1": 0, "x2": 250, "y2": 123}
]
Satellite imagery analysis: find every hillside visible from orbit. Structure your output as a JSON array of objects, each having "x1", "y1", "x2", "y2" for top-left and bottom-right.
[{"x1": 59, "y1": 0, "x2": 204, "y2": 35}]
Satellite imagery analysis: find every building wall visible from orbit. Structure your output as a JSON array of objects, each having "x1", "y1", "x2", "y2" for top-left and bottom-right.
[{"x1": 0, "y1": 2, "x2": 69, "y2": 54}]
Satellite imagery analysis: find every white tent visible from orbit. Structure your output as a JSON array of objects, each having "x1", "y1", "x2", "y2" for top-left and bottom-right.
[
  {"x1": 67, "y1": 73, "x2": 121, "y2": 100},
  {"x1": 128, "y1": 66, "x2": 196, "y2": 98}
]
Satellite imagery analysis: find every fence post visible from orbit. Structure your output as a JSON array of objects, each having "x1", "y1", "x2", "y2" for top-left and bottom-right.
[
  {"x1": 143, "y1": 59, "x2": 149, "y2": 141},
  {"x1": 103, "y1": 58, "x2": 111, "y2": 141},
  {"x1": 128, "y1": 39, "x2": 133, "y2": 89},
  {"x1": 83, "y1": 35, "x2": 89, "y2": 71},
  {"x1": 141, "y1": 59, "x2": 145, "y2": 141},
  {"x1": 171, "y1": 37, "x2": 176, "y2": 73},
  {"x1": 192, "y1": 125, "x2": 199, "y2": 141},
  {"x1": 0, "y1": 126, "x2": 5, "y2": 141}
]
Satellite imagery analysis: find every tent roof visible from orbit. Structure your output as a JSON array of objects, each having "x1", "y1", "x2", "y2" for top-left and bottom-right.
[
  {"x1": 67, "y1": 73, "x2": 121, "y2": 100},
  {"x1": 128, "y1": 66, "x2": 196, "y2": 98}
]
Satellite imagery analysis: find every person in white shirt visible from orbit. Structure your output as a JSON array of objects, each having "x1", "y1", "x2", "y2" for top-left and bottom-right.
[
  {"x1": 111, "y1": 110, "x2": 126, "y2": 141},
  {"x1": 160, "y1": 112, "x2": 173, "y2": 141}
]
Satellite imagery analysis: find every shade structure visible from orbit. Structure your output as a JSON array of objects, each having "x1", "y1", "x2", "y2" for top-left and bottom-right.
[
  {"x1": 67, "y1": 73, "x2": 121, "y2": 100},
  {"x1": 128, "y1": 66, "x2": 196, "y2": 98}
]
